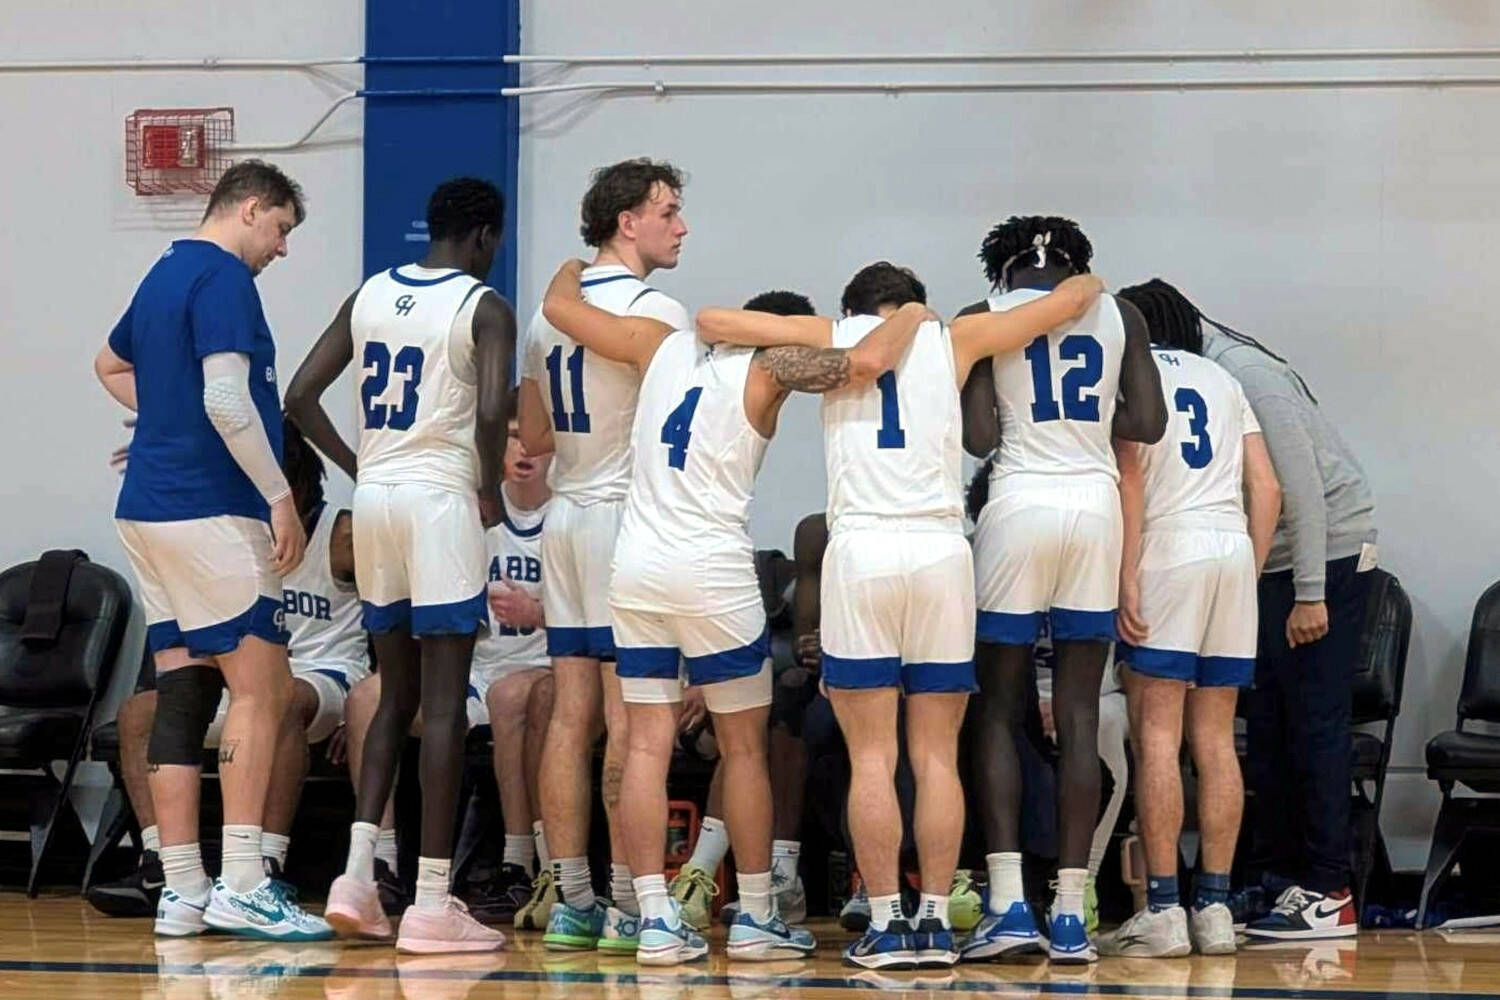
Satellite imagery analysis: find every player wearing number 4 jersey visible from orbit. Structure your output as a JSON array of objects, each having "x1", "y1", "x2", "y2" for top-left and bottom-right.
[
  {"x1": 542, "y1": 257, "x2": 935, "y2": 964},
  {"x1": 287, "y1": 178, "x2": 516, "y2": 954},
  {"x1": 519, "y1": 160, "x2": 691, "y2": 950},
  {"x1": 701, "y1": 261, "x2": 1105, "y2": 972},
  {"x1": 957, "y1": 217, "x2": 1166, "y2": 966}
]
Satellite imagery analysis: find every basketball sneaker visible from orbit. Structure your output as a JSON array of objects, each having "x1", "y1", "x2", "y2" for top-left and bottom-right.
[
  {"x1": 947, "y1": 870, "x2": 983, "y2": 933},
  {"x1": 397, "y1": 898, "x2": 507, "y2": 954},
  {"x1": 203, "y1": 877, "x2": 334, "y2": 941},
  {"x1": 636, "y1": 898, "x2": 709, "y2": 966},
  {"x1": 154, "y1": 885, "x2": 209, "y2": 937},
  {"x1": 1099, "y1": 905, "x2": 1192, "y2": 958},
  {"x1": 515, "y1": 869, "x2": 559, "y2": 931},
  {"x1": 959, "y1": 900, "x2": 1045, "y2": 961},
  {"x1": 1046, "y1": 905, "x2": 1098, "y2": 965},
  {"x1": 838, "y1": 873, "x2": 871, "y2": 932},
  {"x1": 771, "y1": 868, "x2": 808, "y2": 925},
  {"x1": 668, "y1": 865, "x2": 718, "y2": 931},
  {"x1": 1245, "y1": 886, "x2": 1357, "y2": 940},
  {"x1": 543, "y1": 898, "x2": 607, "y2": 951},
  {"x1": 843, "y1": 919, "x2": 917, "y2": 970},
  {"x1": 1191, "y1": 902, "x2": 1238, "y2": 954},
  {"x1": 88, "y1": 850, "x2": 164, "y2": 918},
  {"x1": 326, "y1": 872, "x2": 395, "y2": 939},
  {"x1": 726, "y1": 910, "x2": 816, "y2": 962},
  {"x1": 599, "y1": 904, "x2": 641, "y2": 953},
  {"x1": 911, "y1": 917, "x2": 959, "y2": 968}
]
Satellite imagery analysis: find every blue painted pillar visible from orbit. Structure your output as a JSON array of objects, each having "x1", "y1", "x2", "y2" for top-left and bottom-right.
[{"x1": 363, "y1": 0, "x2": 520, "y2": 303}]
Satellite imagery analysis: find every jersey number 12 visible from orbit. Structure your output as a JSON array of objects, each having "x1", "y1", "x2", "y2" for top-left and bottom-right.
[{"x1": 1024, "y1": 334, "x2": 1103, "y2": 423}]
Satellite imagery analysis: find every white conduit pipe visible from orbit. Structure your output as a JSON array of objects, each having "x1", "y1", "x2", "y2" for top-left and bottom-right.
[
  {"x1": 505, "y1": 47, "x2": 1500, "y2": 67},
  {"x1": 0, "y1": 58, "x2": 361, "y2": 72}
]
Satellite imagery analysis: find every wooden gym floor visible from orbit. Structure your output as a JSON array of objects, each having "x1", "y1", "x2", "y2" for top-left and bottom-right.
[{"x1": 4, "y1": 894, "x2": 1500, "y2": 1000}]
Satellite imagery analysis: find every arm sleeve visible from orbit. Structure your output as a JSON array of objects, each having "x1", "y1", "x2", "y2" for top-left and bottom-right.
[
  {"x1": 202, "y1": 352, "x2": 291, "y2": 505},
  {"x1": 107, "y1": 302, "x2": 135, "y2": 363},
  {"x1": 630, "y1": 290, "x2": 690, "y2": 332},
  {"x1": 190, "y1": 266, "x2": 263, "y2": 359},
  {"x1": 1245, "y1": 387, "x2": 1327, "y2": 601}
]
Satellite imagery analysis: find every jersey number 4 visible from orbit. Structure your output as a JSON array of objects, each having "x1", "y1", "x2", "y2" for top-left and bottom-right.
[
  {"x1": 660, "y1": 387, "x2": 703, "y2": 470},
  {"x1": 1024, "y1": 334, "x2": 1103, "y2": 423},
  {"x1": 1175, "y1": 387, "x2": 1213, "y2": 469},
  {"x1": 545, "y1": 345, "x2": 592, "y2": 433},
  {"x1": 360, "y1": 342, "x2": 425, "y2": 431}
]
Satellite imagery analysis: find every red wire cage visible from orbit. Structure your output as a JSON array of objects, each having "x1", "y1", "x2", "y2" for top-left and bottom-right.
[{"x1": 125, "y1": 107, "x2": 235, "y2": 196}]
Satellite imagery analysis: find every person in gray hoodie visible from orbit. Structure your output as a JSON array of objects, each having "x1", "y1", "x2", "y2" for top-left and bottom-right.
[{"x1": 1119, "y1": 280, "x2": 1376, "y2": 942}]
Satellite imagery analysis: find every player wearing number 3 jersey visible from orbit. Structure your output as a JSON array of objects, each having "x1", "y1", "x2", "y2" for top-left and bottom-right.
[{"x1": 287, "y1": 178, "x2": 516, "y2": 953}]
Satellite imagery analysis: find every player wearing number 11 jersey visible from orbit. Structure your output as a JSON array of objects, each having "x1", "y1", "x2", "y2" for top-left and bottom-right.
[{"x1": 286, "y1": 177, "x2": 516, "y2": 952}]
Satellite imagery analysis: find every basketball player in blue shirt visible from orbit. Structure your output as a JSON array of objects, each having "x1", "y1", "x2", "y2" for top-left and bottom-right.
[{"x1": 93, "y1": 161, "x2": 331, "y2": 941}]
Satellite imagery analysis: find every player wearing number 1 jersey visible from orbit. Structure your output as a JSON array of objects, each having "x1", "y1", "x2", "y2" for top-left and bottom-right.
[
  {"x1": 957, "y1": 217, "x2": 1166, "y2": 966},
  {"x1": 701, "y1": 261, "x2": 1105, "y2": 971},
  {"x1": 518, "y1": 159, "x2": 691, "y2": 952},
  {"x1": 286, "y1": 178, "x2": 516, "y2": 953}
]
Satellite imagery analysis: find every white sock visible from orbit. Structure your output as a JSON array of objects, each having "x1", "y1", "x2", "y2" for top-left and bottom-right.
[
  {"x1": 1055, "y1": 867, "x2": 1087, "y2": 917},
  {"x1": 986, "y1": 852, "x2": 1024, "y2": 914},
  {"x1": 414, "y1": 856, "x2": 451, "y2": 912},
  {"x1": 635, "y1": 873, "x2": 672, "y2": 922},
  {"x1": 141, "y1": 825, "x2": 161, "y2": 857},
  {"x1": 375, "y1": 828, "x2": 398, "y2": 869},
  {"x1": 346, "y1": 821, "x2": 379, "y2": 882},
  {"x1": 261, "y1": 832, "x2": 290, "y2": 867},
  {"x1": 611, "y1": 862, "x2": 638, "y2": 915},
  {"x1": 686, "y1": 816, "x2": 730, "y2": 875},
  {"x1": 221, "y1": 825, "x2": 263, "y2": 894},
  {"x1": 553, "y1": 857, "x2": 595, "y2": 910},
  {"x1": 771, "y1": 840, "x2": 800, "y2": 885},
  {"x1": 503, "y1": 834, "x2": 534, "y2": 870},
  {"x1": 738, "y1": 870, "x2": 773, "y2": 922},
  {"x1": 919, "y1": 891, "x2": 950, "y2": 928},
  {"x1": 1088, "y1": 844, "x2": 1107, "y2": 878},
  {"x1": 870, "y1": 892, "x2": 904, "y2": 932},
  {"x1": 159, "y1": 842, "x2": 210, "y2": 899},
  {"x1": 532, "y1": 821, "x2": 550, "y2": 871}
]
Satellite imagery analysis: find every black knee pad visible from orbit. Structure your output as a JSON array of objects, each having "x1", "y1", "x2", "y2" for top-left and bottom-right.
[{"x1": 147, "y1": 665, "x2": 225, "y2": 766}]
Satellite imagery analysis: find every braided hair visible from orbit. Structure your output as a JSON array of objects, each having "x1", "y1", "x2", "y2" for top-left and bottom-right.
[
  {"x1": 978, "y1": 215, "x2": 1093, "y2": 289},
  {"x1": 427, "y1": 177, "x2": 504, "y2": 242},
  {"x1": 965, "y1": 457, "x2": 995, "y2": 525}
]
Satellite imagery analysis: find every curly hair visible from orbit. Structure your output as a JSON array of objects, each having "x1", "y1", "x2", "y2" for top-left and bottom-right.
[
  {"x1": 978, "y1": 215, "x2": 1093, "y2": 288},
  {"x1": 580, "y1": 159, "x2": 685, "y2": 248},
  {"x1": 840, "y1": 262, "x2": 927, "y2": 316},
  {"x1": 743, "y1": 290, "x2": 815, "y2": 316}
]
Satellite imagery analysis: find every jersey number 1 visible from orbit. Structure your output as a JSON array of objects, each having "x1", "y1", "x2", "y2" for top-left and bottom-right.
[
  {"x1": 659, "y1": 387, "x2": 703, "y2": 470},
  {"x1": 876, "y1": 371, "x2": 906, "y2": 449},
  {"x1": 360, "y1": 341, "x2": 425, "y2": 431},
  {"x1": 545, "y1": 345, "x2": 591, "y2": 433}
]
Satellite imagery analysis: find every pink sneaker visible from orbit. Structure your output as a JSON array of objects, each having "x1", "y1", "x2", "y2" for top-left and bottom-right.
[
  {"x1": 325, "y1": 874, "x2": 394, "y2": 940},
  {"x1": 396, "y1": 900, "x2": 507, "y2": 954}
]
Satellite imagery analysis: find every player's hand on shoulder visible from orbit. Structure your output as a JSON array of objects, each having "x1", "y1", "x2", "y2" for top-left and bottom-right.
[
  {"x1": 478, "y1": 490, "x2": 503, "y2": 529},
  {"x1": 1058, "y1": 272, "x2": 1106, "y2": 306},
  {"x1": 269, "y1": 494, "x2": 307, "y2": 577}
]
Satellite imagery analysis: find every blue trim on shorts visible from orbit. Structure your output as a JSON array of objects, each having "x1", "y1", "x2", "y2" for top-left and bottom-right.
[
  {"x1": 615, "y1": 645, "x2": 680, "y2": 680},
  {"x1": 977, "y1": 610, "x2": 1044, "y2": 645},
  {"x1": 181, "y1": 595, "x2": 288, "y2": 658},
  {"x1": 1050, "y1": 607, "x2": 1118, "y2": 642},
  {"x1": 547, "y1": 625, "x2": 615, "y2": 659},
  {"x1": 1199, "y1": 655, "x2": 1255, "y2": 688},
  {"x1": 145, "y1": 620, "x2": 185, "y2": 653},
  {"x1": 822, "y1": 654, "x2": 901, "y2": 690},
  {"x1": 903, "y1": 660, "x2": 978, "y2": 694},
  {"x1": 685, "y1": 629, "x2": 769, "y2": 685},
  {"x1": 412, "y1": 589, "x2": 488, "y2": 637},
  {"x1": 307, "y1": 667, "x2": 352, "y2": 692},
  {"x1": 466, "y1": 683, "x2": 481, "y2": 700},
  {"x1": 362, "y1": 598, "x2": 413, "y2": 634},
  {"x1": 1120, "y1": 645, "x2": 1197, "y2": 681}
]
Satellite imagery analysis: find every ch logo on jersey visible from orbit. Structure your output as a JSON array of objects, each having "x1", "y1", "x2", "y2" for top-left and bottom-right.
[
  {"x1": 283, "y1": 589, "x2": 333, "y2": 621},
  {"x1": 489, "y1": 555, "x2": 542, "y2": 584},
  {"x1": 1156, "y1": 351, "x2": 1181, "y2": 366},
  {"x1": 394, "y1": 294, "x2": 416, "y2": 317},
  {"x1": 272, "y1": 607, "x2": 287, "y2": 632}
]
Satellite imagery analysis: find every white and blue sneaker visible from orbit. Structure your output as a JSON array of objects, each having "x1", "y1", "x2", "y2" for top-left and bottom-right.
[
  {"x1": 959, "y1": 901, "x2": 1045, "y2": 961},
  {"x1": 155, "y1": 886, "x2": 210, "y2": 937},
  {"x1": 636, "y1": 899, "x2": 709, "y2": 966},
  {"x1": 599, "y1": 904, "x2": 641, "y2": 954},
  {"x1": 1046, "y1": 906, "x2": 1098, "y2": 965},
  {"x1": 202, "y1": 878, "x2": 334, "y2": 941},
  {"x1": 726, "y1": 910, "x2": 816, "y2": 962},
  {"x1": 843, "y1": 919, "x2": 917, "y2": 970},
  {"x1": 911, "y1": 918, "x2": 958, "y2": 968}
]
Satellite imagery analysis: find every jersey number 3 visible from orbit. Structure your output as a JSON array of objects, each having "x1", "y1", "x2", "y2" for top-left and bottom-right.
[
  {"x1": 545, "y1": 345, "x2": 592, "y2": 433},
  {"x1": 361, "y1": 342, "x2": 425, "y2": 431},
  {"x1": 660, "y1": 387, "x2": 703, "y2": 470},
  {"x1": 1175, "y1": 387, "x2": 1213, "y2": 469},
  {"x1": 1024, "y1": 334, "x2": 1103, "y2": 423}
]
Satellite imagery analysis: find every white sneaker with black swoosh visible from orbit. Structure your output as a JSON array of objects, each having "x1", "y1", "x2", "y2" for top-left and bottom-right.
[{"x1": 203, "y1": 877, "x2": 335, "y2": 941}]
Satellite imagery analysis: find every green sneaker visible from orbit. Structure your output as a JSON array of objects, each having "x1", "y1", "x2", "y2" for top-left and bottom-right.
[
  {"x1": 1085, "y1": 875, "x2": 1099, "y2": 936},
  {"x1": 668, "y1": 866, "x2": 718, "y2": 931},
  {"x1": 543, "y1": 899, "x2": 606, "y2": 951},
  {"x1": 597, "y1": 904, "x2": 640, "y2": 953},
  {"x1": 948, "y1": 869, "x2": 983, "y2": 933}
]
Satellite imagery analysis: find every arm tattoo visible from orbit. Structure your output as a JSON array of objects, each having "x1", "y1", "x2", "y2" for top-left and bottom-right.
[{"x1": 754, "y1": 346, "x2": 851, "y2": 393}]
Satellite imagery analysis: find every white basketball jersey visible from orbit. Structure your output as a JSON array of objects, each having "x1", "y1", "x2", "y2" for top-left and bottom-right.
[
  {"x1": 472, "y1": 486, "x2": 550, "y2": 672},
  {"x1": 282, "y1": 506, "x2": 368, "y2": 681},
  {"x1": 821, "y1": 316, "x2": 963, "y2": 530},
  {"x1": 523, "y1": 264, "x2": 690, "y2": 505},
  {"x1": 611, "y1": 331, "x2": 767, "y2": 614},
  {"x1": 352, "y1": 265, "x2": 489, "y2": 494},
  {"x1": 1140, "y1": 350, "x2": 1261, "y2": 528},
  {"x1": 987, "y1": 289, "x2": 1126, "y2": 485}
]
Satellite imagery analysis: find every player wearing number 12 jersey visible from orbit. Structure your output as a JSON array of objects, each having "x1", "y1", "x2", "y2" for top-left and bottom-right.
[
  {"x1": 286, "y1": 178, "x2": 516, "y2": 953},
  {"x1": 701, "y1": 261, "x2": 1104, "y2": 971},
  {"x1": 956, "y1": 217, "x2": 1165, "y2": 966}
]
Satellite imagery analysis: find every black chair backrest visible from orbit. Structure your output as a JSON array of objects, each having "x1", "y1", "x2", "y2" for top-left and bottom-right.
[
  {"x1": 0, "y1": 558, "x2": 132, "y2": 708},
  {"x1": 1459, "y1": 579, "x2": 1500, "y2": 724},
  {"x1": 1351, "y1": 568, "x2": 1412, "y2": 727}
]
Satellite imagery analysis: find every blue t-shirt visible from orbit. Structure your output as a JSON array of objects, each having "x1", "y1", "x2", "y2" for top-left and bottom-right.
[{"x1": 111, "y1": 239, "x2": 283, "y2": 523}]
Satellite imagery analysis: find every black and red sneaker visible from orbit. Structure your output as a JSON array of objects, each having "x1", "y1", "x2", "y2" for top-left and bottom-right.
[{"x1": 1245, "y1": 886, "x2": 1357, "y2": 940}]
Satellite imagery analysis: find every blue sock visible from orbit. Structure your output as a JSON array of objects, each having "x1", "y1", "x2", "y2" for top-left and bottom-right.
[
  {"x1": 1194, "y1": 871, "x2": 1231, "y2": 910},
  {"x1": 1147, "y1": 874, "x2": 1179, "y2": 913}
]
